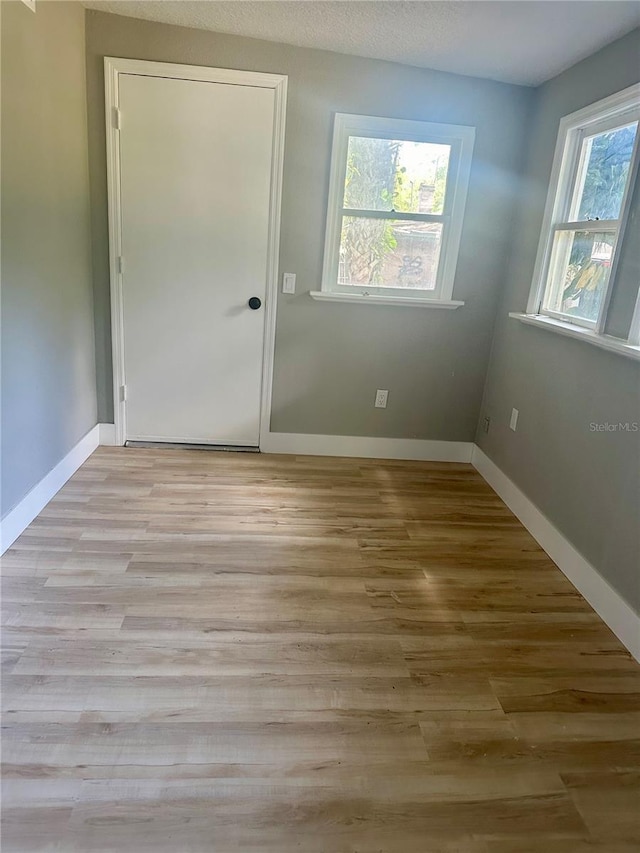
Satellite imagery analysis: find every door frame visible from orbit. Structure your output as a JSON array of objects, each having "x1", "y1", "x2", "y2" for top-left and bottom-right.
[{"x1": 104, "y1": 57, "x2": 288, "y2": 447}]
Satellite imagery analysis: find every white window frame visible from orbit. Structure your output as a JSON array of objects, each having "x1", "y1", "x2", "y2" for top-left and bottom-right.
[
  {"x1": 312, "y1": 113, "x2": 475, "y2": 309},
  {"x1": 526, "y1": 84, "x2": 640, "y2": 336}
]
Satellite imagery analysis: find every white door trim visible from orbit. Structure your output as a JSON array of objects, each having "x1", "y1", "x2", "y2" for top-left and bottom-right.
[{"x1": 104, "y1": 57, "x2": 287, "y2": 447}]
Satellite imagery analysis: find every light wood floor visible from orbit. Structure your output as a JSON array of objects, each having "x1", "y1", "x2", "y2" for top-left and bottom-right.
[{"x1": 2, "y1": 447, "x2": 639, "y2": 852}]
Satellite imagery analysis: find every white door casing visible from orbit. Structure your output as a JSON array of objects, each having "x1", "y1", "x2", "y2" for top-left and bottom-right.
[{"x1": 104, "y1": 58, "x2": 287, "y2": 447}]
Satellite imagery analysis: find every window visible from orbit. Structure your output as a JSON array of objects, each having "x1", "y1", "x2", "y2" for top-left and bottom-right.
[
  {"x1": 313, "y1": 114, "x2": 475, "y2": 307},
  {"x1": 526, "y1": 85, "x2": 640, "y2": 339}
]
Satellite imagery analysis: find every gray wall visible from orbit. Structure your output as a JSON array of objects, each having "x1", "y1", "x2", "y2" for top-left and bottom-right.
[
  {"x1": 1, "y1": 1, "x2": 97, "y2": 516},
  {"x1": 85, "y1": 9, "x2": 534, "y2": 439},
  {"x1": 477, "y1": 29, "x2": 640, "y2": 611}
]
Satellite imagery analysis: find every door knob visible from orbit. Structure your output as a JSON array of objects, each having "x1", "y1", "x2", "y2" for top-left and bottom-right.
[{"x1": 248, "y1": 297, "x2": 262, "y2": 310}]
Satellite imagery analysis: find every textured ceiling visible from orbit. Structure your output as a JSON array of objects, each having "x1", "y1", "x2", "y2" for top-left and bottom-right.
[{"x1": 83, "y1": 1, "x2": 640, "y2": 86}]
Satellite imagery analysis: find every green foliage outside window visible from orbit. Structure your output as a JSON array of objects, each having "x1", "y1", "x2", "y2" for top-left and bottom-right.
[{"x1": 340, "y1": 137, "x2": 448, "y2": 285}]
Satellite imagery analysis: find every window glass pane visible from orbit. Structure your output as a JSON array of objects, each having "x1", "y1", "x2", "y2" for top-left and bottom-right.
[
  {"x1": 573, "y1": 122, "x2": 637, "y2": 221},
  {"x1": 338, "y1": 216, "x2": 443, "y2": 290},
  {"x1": 544, "y1": 229, "x2": 616, "y2": 323},
  {"x1": 343, "y1": 137, "x2": 451, "y2": 214}
]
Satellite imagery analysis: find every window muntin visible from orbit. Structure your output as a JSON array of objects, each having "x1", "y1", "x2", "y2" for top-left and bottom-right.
[{"x1": 321, "y1": 115, "x2": 474, "y2": 302}]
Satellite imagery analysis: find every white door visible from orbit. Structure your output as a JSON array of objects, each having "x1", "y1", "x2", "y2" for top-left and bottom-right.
[{"x1": 117, "y1": 72, "x2": 276, "y2": 446}]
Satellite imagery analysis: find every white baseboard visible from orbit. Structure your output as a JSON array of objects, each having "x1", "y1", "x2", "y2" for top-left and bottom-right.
[
  {"x1": 0, "y1": 423, "x2": 116, "y2": 554},
  {"x1": 1, "y1": 424, "x2": 100, "y2": 554},
  {"x1": 261, "y1": 431, "x2": 474, "y2": 462},
  {"x1": 99, "y1": 423, "x2": 117, "y2": 446},
  {"x1": 471, "y1": 445, "x2": 640, "y2": 662}
]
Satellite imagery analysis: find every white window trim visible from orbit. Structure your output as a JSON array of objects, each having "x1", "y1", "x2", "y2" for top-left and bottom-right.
[
  {"x1": 525, "y1": 84, "x2": 640, "y2": 337},
  {"x1": 509, "y1": 313, "x2": 640, "y2": 363},
  {"x1": 309, "y1": 290, "x2": 464, "y2": 309},
  {"x1": 316, "y1": 113, "x2": 475, "y2": 308}
]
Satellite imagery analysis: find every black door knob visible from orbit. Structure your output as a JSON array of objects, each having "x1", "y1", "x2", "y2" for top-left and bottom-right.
[{"x1": 248, "y1": 297, "x2": 262, "y2": 310}]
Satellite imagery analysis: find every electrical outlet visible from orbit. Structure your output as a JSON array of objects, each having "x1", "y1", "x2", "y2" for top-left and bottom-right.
[
  {"x1": 483, "y1": 416, "x2": 491, "y2": 434},
  {"x1": 282, "y1": 273, "x2": 296, "y2": 294},
  {"x1": 375, "y1": 390, "x2": 388, "y2": 409},
  {"x1": 510, "y1": 408, "x2": 519, "y2": 431}
]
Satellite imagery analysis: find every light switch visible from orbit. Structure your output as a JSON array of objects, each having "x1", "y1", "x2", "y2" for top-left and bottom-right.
[{"x1": 282, "y1": 273, "x2": 296, "y2": 294}]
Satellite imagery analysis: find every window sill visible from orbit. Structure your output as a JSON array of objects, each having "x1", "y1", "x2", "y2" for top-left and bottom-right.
[
  {"x1": 309, "y1": 291, "x2": 464, "y2": 309},
  {"x1": 509, "y1": 313, "x2": 640, "y2": 363}
]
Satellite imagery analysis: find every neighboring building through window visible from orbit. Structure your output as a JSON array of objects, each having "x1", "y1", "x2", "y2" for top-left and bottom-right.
[{"x1": 315, "y1": 114, "x2": 475, "y2": 307}]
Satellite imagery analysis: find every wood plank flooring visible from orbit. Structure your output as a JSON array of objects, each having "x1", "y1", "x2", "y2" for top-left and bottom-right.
[{"x1": 2, "y1": 447, "x2": 639, "y2": 852}]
